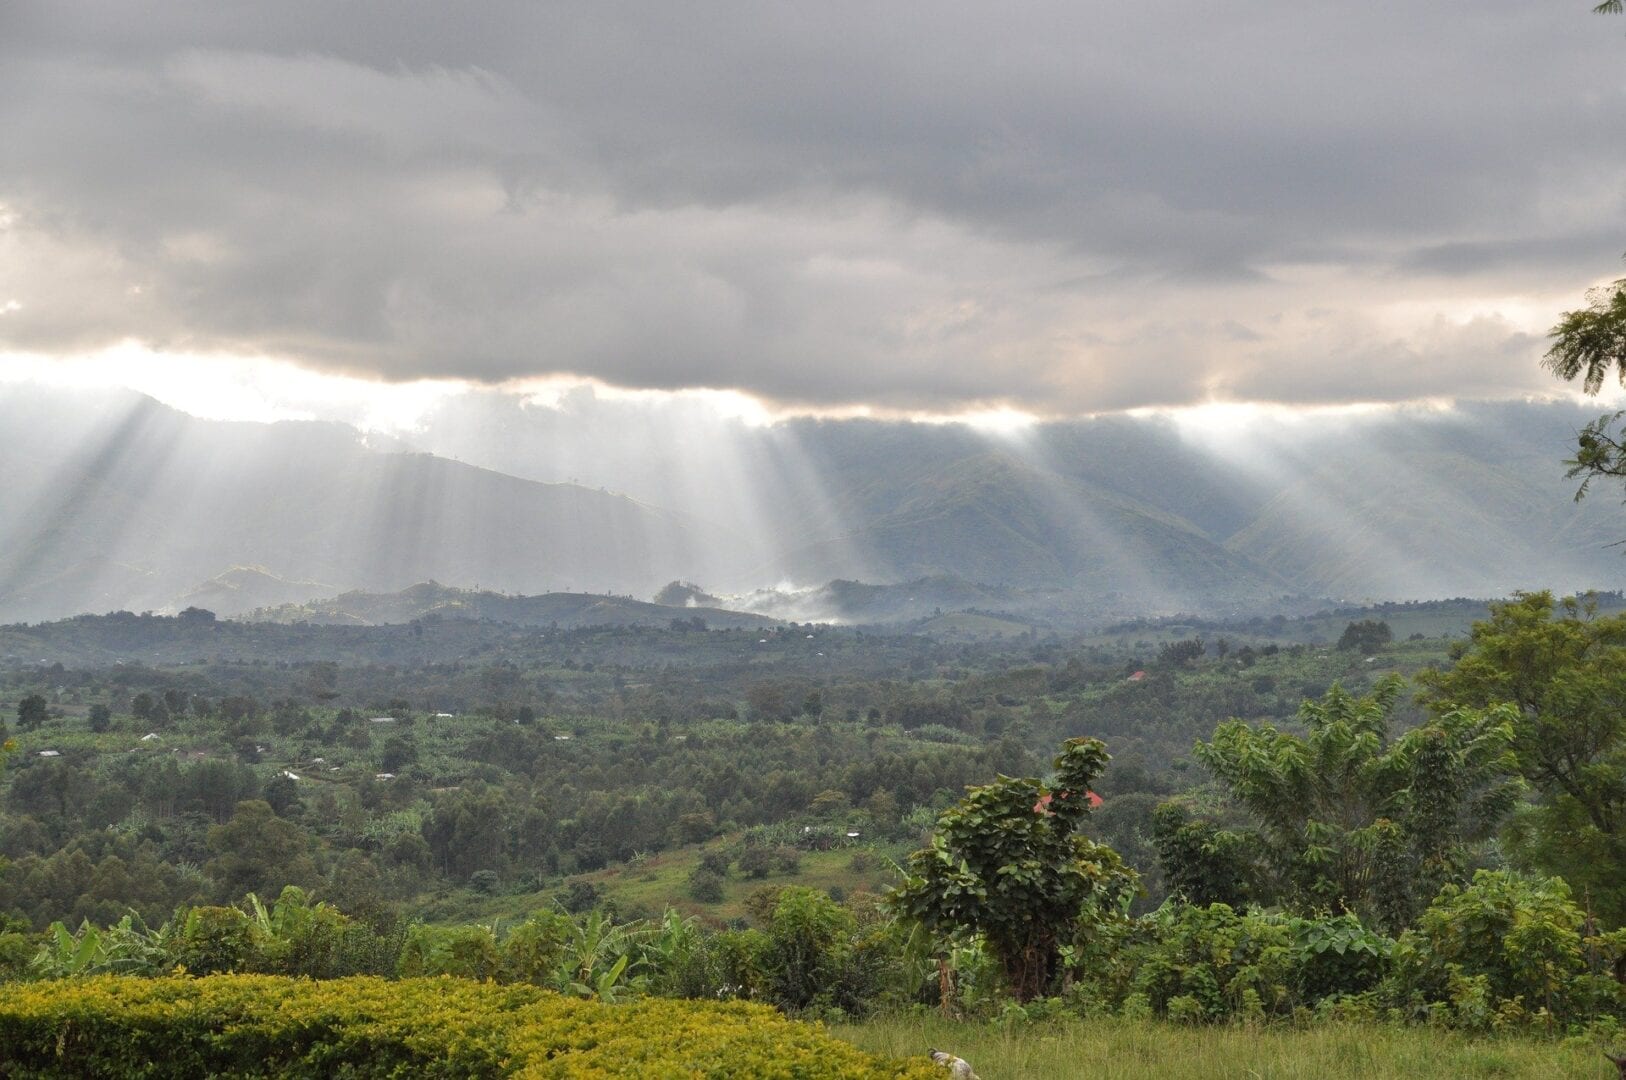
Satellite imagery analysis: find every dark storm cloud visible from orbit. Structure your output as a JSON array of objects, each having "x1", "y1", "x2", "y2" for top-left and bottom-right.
[{"x1": 1, "y1": 1, "x2": 1623, "y2": 411}]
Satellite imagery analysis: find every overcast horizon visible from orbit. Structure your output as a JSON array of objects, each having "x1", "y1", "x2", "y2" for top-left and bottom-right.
[{"x1": 2, "y1": 2, "x2": 1624, "y2": 429}]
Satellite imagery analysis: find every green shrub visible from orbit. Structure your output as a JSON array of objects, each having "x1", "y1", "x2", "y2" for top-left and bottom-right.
[
  {"x1": 688, "y1": 866, "x2": 726, "y2": 903},
  {"x1": 501, "y1": 912, "x2": 573, "y2": 985},
  {"x1": 0, "y1": 975, "x2": 938, "y2": 1078},
  {"x1": 1077, "y1": 903, "x2": 1395, "y2": 1023},
  {"x1": 397, "y1": 923, "x2": 501, "y2": 981},
  {"x1": 171, "y1": 906, "x2": 257, "y2": 975},
  {"x1": 1389, "y1": 869, "x2": 1622, "y2": 1028},
  {"x1": 0, "y1": 930, "x2": 35, "y2": 979}
]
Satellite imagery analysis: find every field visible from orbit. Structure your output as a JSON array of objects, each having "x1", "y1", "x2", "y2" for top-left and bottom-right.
[
  {"x1": 415, "y1": 837, "x2": 907, "y2": 925},
  {"x1": 836, "y1": 1015, "x2": 1619, "y2": 1079}
]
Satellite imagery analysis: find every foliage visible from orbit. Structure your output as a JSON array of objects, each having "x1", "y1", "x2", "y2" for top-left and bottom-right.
[
  {"x1": 0, "y1": 596, "x2": 1464, "y2": 928},
  {"x1": 1335, "y1": 619, "x2": 1392, "y2": 653},
  {"x1": 1150, "y1": 801, "x2": 1257, "y2": 908},
  {"x1": 1545, "y1": 274, "x2": 1626, "y2": 504},
  {"x1": 687, "y1": 865, "x2": 726, "y2": 902},
  {"x1": 29, "y1": 887, "x2": 395, "y2": 981},
  {"x1": 550, "y1": 908, "x2": 641, "y2": 1002},
  {"x1": 761, "y1": 886, "x2": 884, "y2": 1016},
  {"x1": 17, "y1": 875, "x2": 1626, "y2": 1036},
  {"x1": 889, "y1": 738, "x2": 1137, "y2": 1001},
  {"x1": 0, "y1": 974, "x2": 938, "y2": 1079},
  {"x1": 1546, "y1": 276, "x2": 1626, "y2": 395},
  {"x1": 1157, "y1": 639, "x2": 1205, "y2": 667},
  {"x1": 1420, "y1": 591, "x2": 1626, "y2": 925},
  {"x1": 398, "y1": 922, "x2": 502, "y2": 981},
  {"x1": 30, "y1": 914, "x2": 173, "y2": 979},
  {"x1": 17, "y1": 693, "x2": 48, "y2": 733},
  {"x1": 1389, "y1": 870, "x2": 1624, "y2": 1029},
  {"x1": 1076, "y1": 902, "x2": 1393, "y2": 1023},
  {"x1": 1195, "y1": 678, "x2": 1521, "y2": 930}
]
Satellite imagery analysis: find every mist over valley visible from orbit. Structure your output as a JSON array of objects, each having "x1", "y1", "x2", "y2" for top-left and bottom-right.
[{"x1": 4, "y1": 385, "x2": 1624, "y2": 627}]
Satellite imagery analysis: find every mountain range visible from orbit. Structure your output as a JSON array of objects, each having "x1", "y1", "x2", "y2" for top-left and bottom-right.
[{"x1": 3, "y1": 385, "x2": 1624, "y2": 625}]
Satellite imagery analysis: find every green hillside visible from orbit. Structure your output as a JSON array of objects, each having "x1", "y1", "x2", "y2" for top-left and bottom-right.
[{"x1": 250, "y1": 582, "x2": 776, "y2": 630}]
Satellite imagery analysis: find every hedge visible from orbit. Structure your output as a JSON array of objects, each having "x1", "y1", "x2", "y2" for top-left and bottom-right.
[{"x1": 0, "y1": 975, "x2": 940, "y2": 1079}]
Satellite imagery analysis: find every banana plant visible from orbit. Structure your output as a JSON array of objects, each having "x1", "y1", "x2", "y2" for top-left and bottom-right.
[
  {"x1": 552, "y1": 909, "x2": 646, "y2": 1002},
  {"x1": 32, "y1": 921, "x2": 106, "y2": 978}
]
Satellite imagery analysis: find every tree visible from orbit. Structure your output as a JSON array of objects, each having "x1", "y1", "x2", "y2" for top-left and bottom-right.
[
  {"x1": 378, "y1": 735, "x2": 417, "y2": 774},
  {"x1": 687, "y1": 866, "x2": 725, "y2": 903},
  {"x1": 888, "y1": 737, "x2": 1136, "y2": 1001},
  {"x1": 746, "y1": 682, "x2": 793, "y2": 723},
  {"x1": 1547, "y1": 277, "x2": 1626, "y2": 395},
  {"x1": 1336, "y1": 619, "x2": 1393, "y2": 653},
  {"x1": 87, "y1": 704, "x2": 112, "y2": 733},
  {"x1": 761, "y1": 887, "x2": 860, "y2": 1013},
  {"x1": 206, "y1": 800, "x2": 318, "y2": 901},
  {"x1": 737, "y1": 846, "x2": 776, "y2": 880},
  {"x1": 1419, "y1": 591, "x2": 1626, "y2": 924},
  {"x1": 16, "y1": 694, "x2": 48, "y2": 733},
  {"x1": 1196, "y1": 678, "x2": 1522, "y2": 931},
  {"x1": 130, "y1": 693, "x2": 168, "y2": 730},
  {"x1": 1151, "y1": 800, "x2": 1257, "y2": 908},
  {"x1": 422, "y1": 788, "x2": 509, "y2": 879},
  {"x1": 1545, "y1": 275, "x2": 1626, "y2": 502},
  {"x1": 1393, "y1": 870, "x2": 1594, "y2": 1024},
  {"x1": 0, "y1": 735, "x2": 13, "y2": 877},
  {"x1": 1158, "y1": 638, "x2": 1205, "y2": 667}
]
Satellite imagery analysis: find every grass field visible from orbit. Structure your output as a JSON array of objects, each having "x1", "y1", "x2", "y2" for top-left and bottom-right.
[
  {"x1": 576, "y1": 842, "x2": 901, "y2": 922},
  {"x1": 834, "y1": 1015, "x2": 1619, "y2": 1079},
  {"x1": 414, "y1": 837, "x2": 908, "y2": 925}
]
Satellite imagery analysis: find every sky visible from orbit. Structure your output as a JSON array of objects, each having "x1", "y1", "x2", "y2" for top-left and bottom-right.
[{"x1": 2, "y1": 1, "x2": 1625, "y2": 428}]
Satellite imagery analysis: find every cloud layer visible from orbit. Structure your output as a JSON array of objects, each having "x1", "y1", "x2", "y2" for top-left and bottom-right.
[{"x1": 2, "y1": 1, "x2": 1624, "y2": 413}]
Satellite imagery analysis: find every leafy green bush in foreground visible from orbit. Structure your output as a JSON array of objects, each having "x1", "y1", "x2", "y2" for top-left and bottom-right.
[{"x1": 0, "y1": 974, "x2": 939, "y2": 1079}]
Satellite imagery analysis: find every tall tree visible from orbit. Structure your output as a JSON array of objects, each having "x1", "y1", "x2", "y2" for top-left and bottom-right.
[
  {"x1": 1195, "y1": 678, "x2": 1522, "y2": 931},
  {"x1": 889, "y1": 737, "x2": 1136, "y2": 1001},
  {"x1": 1419, "y1": 591, "x2": 1626, "y2": 924},
  {"x1": 1545, "y1": 273, "x2": 1626, "y2": 501},
  {"x1": 206, "y1": 800, "x2": 318, "y2": 901},
  {"x1": 16, "y1": 694, "x2": 48, "y2": 733}
]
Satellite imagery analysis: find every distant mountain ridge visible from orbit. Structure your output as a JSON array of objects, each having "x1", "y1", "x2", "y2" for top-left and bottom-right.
[
  {"x1": 4, "y1": 386, "x2": 1626, "y2": 623},
  {"x1": 177, "y1": 567, "x2": 337, "y2": 616},
  {"x1": 0, "y1": 388, "x2": 724, "y2": 623}
]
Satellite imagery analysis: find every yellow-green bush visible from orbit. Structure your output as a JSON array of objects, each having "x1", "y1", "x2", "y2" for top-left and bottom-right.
[{"x1": 0, "y1": 974, "x2": 939, "y2": 1079}]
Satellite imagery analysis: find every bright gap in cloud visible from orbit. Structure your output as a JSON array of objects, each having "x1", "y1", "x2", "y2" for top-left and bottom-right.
[
  {"x1": 0, "y1": 344, "x2": 1050, "y2": 433},
  {"x1": 0, "y1": 342, "x2": 466, "y2": 431},
  {"x1": 3, "y1": 345, "x2": 1615, "y2": 445}
]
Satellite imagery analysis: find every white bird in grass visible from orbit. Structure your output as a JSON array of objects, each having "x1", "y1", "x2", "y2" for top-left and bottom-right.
[{"x1": 928, "y1": 1048, "x2": 980, "y2": 1080}]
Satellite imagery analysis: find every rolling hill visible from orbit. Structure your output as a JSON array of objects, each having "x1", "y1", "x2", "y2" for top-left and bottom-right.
[
  {"x1": 0, "y1": 389, "x2": 723, "y2": 622},
  {"x1": 6, "y1": 386, "x2": 1626, "y2": 624},
  {"x1": 249, "y1": 581, "x2": 775, "y2": 629}
]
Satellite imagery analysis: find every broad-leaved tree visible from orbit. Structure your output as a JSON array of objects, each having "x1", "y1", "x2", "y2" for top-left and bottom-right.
[{"x1": 889, "y1": 737, "x2": 1135, "y2": 1001}]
